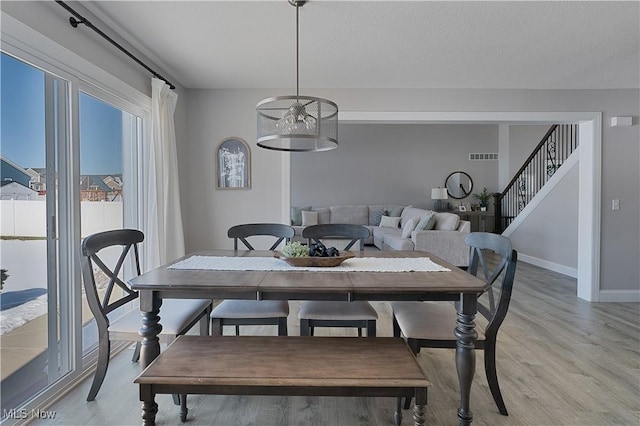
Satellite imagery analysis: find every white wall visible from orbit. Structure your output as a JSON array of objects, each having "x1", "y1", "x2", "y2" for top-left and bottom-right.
[
  {"x1": 185, "y1": 88, "x2": 639, "y2": 294},
  {"x1": 291, "y1": 123, "x2": 499, "y2": 209}
]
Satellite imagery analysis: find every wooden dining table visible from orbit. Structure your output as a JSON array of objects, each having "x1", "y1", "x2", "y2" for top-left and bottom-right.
[{"x1": 129, "y1": 249, "x2": 488, "y2": 425}]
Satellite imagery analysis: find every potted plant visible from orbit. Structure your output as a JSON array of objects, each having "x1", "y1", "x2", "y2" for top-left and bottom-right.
[{"x1": 473, "y1": 187, "x2": 491, "y2": 211}]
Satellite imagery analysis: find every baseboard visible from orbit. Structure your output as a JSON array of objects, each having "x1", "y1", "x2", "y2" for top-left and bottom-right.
[
  {"x1": 598, "y1": 290, "x2": 640, "y2": 303},
  {"x1": 518, "y1": 253, "x2": 578, "y2": 278}
]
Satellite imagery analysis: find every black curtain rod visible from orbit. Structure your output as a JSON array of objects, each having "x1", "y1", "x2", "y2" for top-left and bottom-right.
[{"x1": 55, "y1": 0, "x2": 176, "y2": 89}]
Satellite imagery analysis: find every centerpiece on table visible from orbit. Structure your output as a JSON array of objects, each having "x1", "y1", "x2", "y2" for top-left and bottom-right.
[{"x1": 275, "y1": 241, "x2": 354, "y2": 267}]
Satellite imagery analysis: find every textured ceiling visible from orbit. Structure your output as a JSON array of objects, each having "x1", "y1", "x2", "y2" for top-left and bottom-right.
[{"x1": 85, "y1": 1, "x2": 639, "y2": 90}]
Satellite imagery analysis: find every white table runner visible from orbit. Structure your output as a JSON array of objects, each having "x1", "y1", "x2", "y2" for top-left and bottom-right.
[{"x1": 169, "y1": 255, "x2": 450, "y2": 273}]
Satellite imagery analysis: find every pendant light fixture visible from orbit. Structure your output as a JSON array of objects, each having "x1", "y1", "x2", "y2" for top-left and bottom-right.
[{"x1": 257, "y1": 0, "x2": 338, "y2": 152}]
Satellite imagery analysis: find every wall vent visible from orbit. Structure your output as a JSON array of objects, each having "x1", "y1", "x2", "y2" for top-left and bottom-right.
[{"x1": 469, "y1": 153, "x2": 498, "y2": 161}]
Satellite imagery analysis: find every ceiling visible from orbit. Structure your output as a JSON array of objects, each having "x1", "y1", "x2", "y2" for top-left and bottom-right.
[{"x1": 84, "y1": 1, "x2": 639, "y2": 91}]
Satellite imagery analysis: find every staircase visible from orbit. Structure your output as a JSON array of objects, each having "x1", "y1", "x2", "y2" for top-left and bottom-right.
[{"x1": 494, "y1": 124, "x2": 579, "y2": 233}]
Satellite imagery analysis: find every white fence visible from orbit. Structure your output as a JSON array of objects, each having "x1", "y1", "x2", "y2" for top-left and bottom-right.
[{"x1": 1, "y1": 200, "x2": 123, "y2": 238}]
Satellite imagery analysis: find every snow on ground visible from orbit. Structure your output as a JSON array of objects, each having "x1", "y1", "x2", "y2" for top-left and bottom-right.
[{"x1": 0, "y1": 294, "x2": 47, "y2": 335}]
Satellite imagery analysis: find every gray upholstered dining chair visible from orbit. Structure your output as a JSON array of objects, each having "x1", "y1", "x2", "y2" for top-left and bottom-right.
[
  {"x1": 299, "y1": 224, "x2": 378, "y2": 337},
  {"x1": 209, "y1": 223, "x2": 294, "y2": 336},
  {"x1": 80, "y1": 229, "x2": 212, "y2": 403},
  {"x1": 391, "y1": 232, "x2": 517, "y2": 415}
]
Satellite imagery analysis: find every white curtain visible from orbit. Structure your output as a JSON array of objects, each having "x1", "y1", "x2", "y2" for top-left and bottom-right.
[{"x1": 143, "y1": 78, "x2": 185, "y2": 270}]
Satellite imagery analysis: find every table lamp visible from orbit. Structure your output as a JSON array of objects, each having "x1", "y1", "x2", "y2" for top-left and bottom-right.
[{"x1": 431, "y1": 187, "x2": 448, "y2": 212}]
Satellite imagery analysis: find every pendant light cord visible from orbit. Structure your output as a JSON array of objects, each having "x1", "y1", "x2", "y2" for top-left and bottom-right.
[{"x1": 296, "y1": 3, "x2": 300, "y2": 97}]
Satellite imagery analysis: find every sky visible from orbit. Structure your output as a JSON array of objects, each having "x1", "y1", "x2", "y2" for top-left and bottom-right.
[{"x1": 1, "y1": 53, "x2": 123, "y2": 175}]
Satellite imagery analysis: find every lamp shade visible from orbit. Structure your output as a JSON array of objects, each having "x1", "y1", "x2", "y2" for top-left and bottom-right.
[
  {"x1": 257, "y1": 95, "x2": 338, "y2": 152},
  {"x1": 431, "y1": 187, "x2": 448, "y2": 200}
]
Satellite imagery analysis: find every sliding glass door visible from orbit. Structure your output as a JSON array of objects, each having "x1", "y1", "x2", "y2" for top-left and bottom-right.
[
  {"x1": 0, "y1": 53, "x2": 71, "y2": 414},
  {"x1": 0, "y1": 49, "x2": 143, "y2": 417}
]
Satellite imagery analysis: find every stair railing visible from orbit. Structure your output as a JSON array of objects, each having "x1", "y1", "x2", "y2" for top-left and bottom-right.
[{"x1": 494, "y1": 124, "x2": 578, "y2": 232}]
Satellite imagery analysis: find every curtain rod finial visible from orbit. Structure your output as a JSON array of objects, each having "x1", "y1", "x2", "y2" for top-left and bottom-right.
[{"x1": 69, "y1": 16, "x2": 86, "y2": 28}]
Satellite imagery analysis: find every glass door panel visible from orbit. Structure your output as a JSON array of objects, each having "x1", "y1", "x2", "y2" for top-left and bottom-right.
[
  {"x1": 78, "y1": 92, "x2": 140, "y2": 355},
  {"x1": 0, "y1": 53, "x2": 69, "y2": 414}
]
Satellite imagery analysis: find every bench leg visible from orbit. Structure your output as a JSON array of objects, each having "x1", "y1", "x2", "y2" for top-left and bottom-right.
[
  {"x1": 413, "y1": 387, "x2": 427, "y2": 426},
  {"x1": 140, "y1": 385, "x2": 157, "y2": 426}
]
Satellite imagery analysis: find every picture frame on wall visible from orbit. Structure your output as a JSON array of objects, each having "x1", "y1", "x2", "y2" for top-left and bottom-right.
[{"x1": 216, "y1": 137, "x2": 251, "y2": 189}]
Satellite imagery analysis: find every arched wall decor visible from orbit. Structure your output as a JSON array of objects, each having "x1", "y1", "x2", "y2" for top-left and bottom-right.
[{"x1": 215, "y1": 137, "x2": 251, "y2": 190}]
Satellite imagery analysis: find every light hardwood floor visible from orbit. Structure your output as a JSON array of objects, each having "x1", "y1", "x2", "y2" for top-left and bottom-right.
[{"x1": 34, "y1": 259, "x2": 639, "y2": 426}]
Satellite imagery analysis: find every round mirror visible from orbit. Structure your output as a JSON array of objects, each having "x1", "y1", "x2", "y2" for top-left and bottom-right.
[{"x1": 445, "y1": 171, "x2": 473, "y2": 199}]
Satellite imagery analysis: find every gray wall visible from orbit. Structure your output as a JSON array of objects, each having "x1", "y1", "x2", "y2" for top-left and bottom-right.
[
  {"x1": 184, "y1": 88, "x2": 639, "y2": 295},
  {"x1": 508, "y1": 125, "x2": 551, "y2": 177},
  {"x1": 291, "y1": 123, "x2": 499, "y2": 209},
  {"x1": 509, "y1": 163, "x2": 579, "y2": 271}
]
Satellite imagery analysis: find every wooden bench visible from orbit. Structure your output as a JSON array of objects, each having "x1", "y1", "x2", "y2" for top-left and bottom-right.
[{"x1": 135, "y1": 336, "x2": 430, "y2": 426}]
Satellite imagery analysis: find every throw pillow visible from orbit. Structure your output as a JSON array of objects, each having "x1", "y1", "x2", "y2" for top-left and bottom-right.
[
  {"x1": 379, "y1": 215, "x2": 401, "y2": 228},
  {"x1": 369, "y1": 209, "x2": 388, "y2": 226},
  {"x1": 301, "y1": 210, "x2": 319, "y2": 227},
  {"x1": 388, "y1": 206, "x2": 405, "y2": 217},
  {"x1": 434, "y1": 213, "x2": 460, "y2": 231},
  {"x1": 290, "y1": 206, "x2": 311, "y2": 226},
  {"x1": 401, "y1": 216, "x2": 420, "y2": 238},
  {"x1": 415, "y1": 212, "x2": 436, "y2": 231}
]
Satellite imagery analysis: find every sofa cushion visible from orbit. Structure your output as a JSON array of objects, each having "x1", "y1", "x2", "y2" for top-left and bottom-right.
[
  {"x1": 400, "y1": 206, "x2": 429, "y2": 226},
  {"x1": 380, "y1": 215, "x2": 401, "y2": 228},
  {"x1": 301, "y1": 210, "x2": 318, "y2": 226},
  {"x1": 312, "y1": 207, "x2": 331, "y2": 224},
  {"x1": 369, "y1": 209, "x2": 388, "y2": 226},
  {"x1": 382, "y1": 228, "x2": 415, "y2": 250},
  {"x1": 401, "y1": 216, "x2": 420, "y2": 238},
  {"x1": 434, "y1": 212, "x2": 460, "y2": 231},
  {"x1": 388, "y1": 206, "x2": 405, "y2": 217},
  {"x1": 415, "y1": 212, "x2": 436, "y2": 231},
  {"x1": 291, "y1": 206, "x2": 311, "y2": 226},
  {"x1": 329, "y1": 205, "x2": 369, "y2": 225}
]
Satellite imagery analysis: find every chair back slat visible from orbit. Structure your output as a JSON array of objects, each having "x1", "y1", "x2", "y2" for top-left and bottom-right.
[
  {"x1": 464, "y1": 232, "x2": 517, "y2": 335},
  {"x1": 302, "y1": 224, "x2": 370, "y2": 252},
  {"x1": 80, "y1": 229, "x2": 144, "y2": 326},
  {"x1": 228, "y1": 223, "x2": 295, "y2": 251}
]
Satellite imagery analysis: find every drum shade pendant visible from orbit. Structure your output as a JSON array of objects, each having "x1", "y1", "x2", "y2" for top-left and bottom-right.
[{"x1": 257, "y1": 0, "x2": 338, "y2": 152}]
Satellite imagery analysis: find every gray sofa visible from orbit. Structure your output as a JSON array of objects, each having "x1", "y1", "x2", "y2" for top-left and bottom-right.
[{"x1": 290, "y1": 205, "x2": 470, "y2": 267}]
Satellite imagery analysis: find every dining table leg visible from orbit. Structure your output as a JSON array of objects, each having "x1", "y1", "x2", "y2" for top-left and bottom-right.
[
  {"x1": 139, "y1": 290, "x2": 163, "y2": 369},
  {"x1": 455, "y1": 293, "x2": 478, "y2": 425}
]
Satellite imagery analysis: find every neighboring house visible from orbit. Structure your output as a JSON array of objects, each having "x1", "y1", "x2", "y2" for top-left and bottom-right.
[
  {"x1": 79, "y1": 175, "x2": 113, "y2": 201},
  {"x1": 0, "y1": 156, "x2": 31, "y2": 188},
  {"x1": 103, "y1": 175, "x2": 123, "y2": 201},
  {"x1": 0, "y1": 180, "x2": 39, "y2": 200},
  {"x1": 79, "y1": 175, "x2": 123, "y2": 201},
  {"x1": 26, "y1": 167, "x2": 46, "y2": 191}
]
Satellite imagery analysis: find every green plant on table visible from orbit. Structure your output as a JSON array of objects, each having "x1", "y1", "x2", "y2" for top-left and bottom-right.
[
  {"x1": 472, "y1": 187, "x2": 491, "y2": 207},
  {"x1": 281, "y1": 241, "x2": 309, "y2": 257}
]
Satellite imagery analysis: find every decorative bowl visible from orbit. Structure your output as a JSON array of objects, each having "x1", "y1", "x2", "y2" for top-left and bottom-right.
[{"x1": 274, "y1": 251, "x2": 355, "y2": 267}]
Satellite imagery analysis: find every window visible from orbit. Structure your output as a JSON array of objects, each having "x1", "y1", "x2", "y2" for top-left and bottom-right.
[{"x1": 0, "y1": 19, "x2": 148, "y2": 415}]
